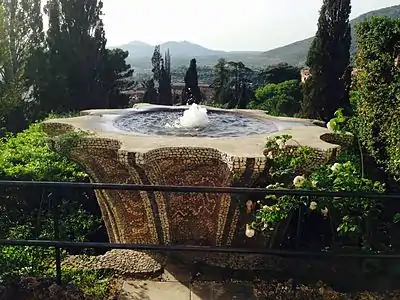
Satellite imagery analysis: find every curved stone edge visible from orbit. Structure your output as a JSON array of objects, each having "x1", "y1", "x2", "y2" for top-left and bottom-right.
[{"x1": 43, "y1": 120, "x2": 268, "y2": 173}]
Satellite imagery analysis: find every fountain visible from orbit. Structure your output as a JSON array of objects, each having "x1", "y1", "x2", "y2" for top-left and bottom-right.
[{"x1": 43, "y1": 104, "x2": 339, "y2": 273}]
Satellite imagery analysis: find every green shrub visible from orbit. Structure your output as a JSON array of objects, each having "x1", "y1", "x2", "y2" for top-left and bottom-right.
[
  {"x1": 59, "y1": 268, "x2": 111, "y2": 298},
  {"x1": 253, "y1": 134, "x2": 386, "y2": 250},
  {"x1": 247, "y1": 80, "x2": 302, "y2": 116},
  {"x1": 0, "y1": 123, "x2": 104, "y2": 282},
  {"x1": 354, "y1": 16, "x2": 400, "y2": 180}
]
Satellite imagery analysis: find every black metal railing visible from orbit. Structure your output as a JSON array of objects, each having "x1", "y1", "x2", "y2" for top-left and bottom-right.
[{"x1": 0, "y1": 180, "x2": 399, "y2": 286}]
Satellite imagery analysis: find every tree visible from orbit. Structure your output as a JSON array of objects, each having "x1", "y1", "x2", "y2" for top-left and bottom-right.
[
  {"x1": 34, "y1": 0, "x2": 133, "y2": 115},
  {"x1": 151, "y1": 45, "x2": 162, "y2": 84},
  {"x1": 101, "y1": 48, "x2": 135, "y2": 108},
  {"x1": 247, "y1": 80, "x2": 302, "y2": 116},
  {"x1": 181, "y1": 58, "x2": 202, "y2": 105},
  {"x1": 0, "y1": 0, "x2": 44, "y2": 133},
  {"x1": 142, "y1": 78, "x2": 158, "y2": 104},
  {"x1": 212, "y1": 58, "x2": 232, "y2": 106},
  {"x1": 256, "y1": 63, "x2": 300, "y2": 86},
  {"x1": 164, "y1": 49, "x2": 171, "y2": 81},
  {"x1": 353, "y1": 17, "x2": 400, "y2": 179},
  {"x1": 301, "y1": 0, "x2": 352, "y2": 121},
  {"x1": 39, "y1": 0, "x2": 107, "y2": 113},
  {"x1": 158, "y1": 59, "x2": 172, "y2": 105},
  {"x1": 225, "y1": 61, "x2": 253, "y2": 109}
]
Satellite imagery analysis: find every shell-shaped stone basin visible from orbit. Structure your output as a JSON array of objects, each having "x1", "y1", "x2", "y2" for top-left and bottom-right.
[{"x1": 43, "y1": 104, "x2": 340, "y2": 272}]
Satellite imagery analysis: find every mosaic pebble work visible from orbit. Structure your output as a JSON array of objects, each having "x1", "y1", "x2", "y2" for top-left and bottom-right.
[{"x1": 43, "y1": 121, "x2": 341, "y2": 272}]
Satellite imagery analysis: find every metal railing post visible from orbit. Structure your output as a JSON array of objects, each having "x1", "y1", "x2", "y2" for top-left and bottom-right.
[
  {"x1": 291, "y1": 205, "x2": 303, "y2": 292},
  {"x1": 49, "y1": 188, "x2": 62, "y2": 285}
]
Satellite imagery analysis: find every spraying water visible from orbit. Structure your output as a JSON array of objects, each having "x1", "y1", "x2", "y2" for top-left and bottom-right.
[{"x1": 165, "y1": 103, "x2": 210, "y2": 128}]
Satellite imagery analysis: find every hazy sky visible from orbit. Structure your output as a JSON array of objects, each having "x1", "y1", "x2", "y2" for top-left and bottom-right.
[{"x1": 102, "y1": 0, "x2": 398, "y2": 51}]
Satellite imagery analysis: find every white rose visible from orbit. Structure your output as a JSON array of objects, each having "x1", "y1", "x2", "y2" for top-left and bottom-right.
[
  {"x1": 331, "y1": 163, "x2": 341, "y2": 172},
  {"x1": 276, "y1": 139, "x2": 285, "y2": 149},
  {"x1": 293, "y1": 175, "x2": 306, "y2": 187},
  {"x1": 321, "y1": 207, "x2": 329, "y2": 217},
  {"x1": 245, "y1": 224, "x2": 255, "y2": 238},
  {"x1": 266, "y1": 151, "x2": 274, "y2": 159},
  {"x1": 309, "y1": 201, "x2": 318, "y2": 210}
]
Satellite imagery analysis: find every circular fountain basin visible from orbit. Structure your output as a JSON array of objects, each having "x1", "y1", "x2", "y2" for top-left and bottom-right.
[
  {"x1": 113, "y1": 109, "x2": 303, "y2": 137},
  {"x1": 112, "y1": 105, "x2": 308, "y2": 138}
]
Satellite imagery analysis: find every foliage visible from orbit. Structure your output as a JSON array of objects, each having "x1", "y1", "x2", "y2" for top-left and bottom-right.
[
  {"x1": 182, "y1": 58, "x2": 202, "y2": 104},
  {"x1": 0, "y1": 123, "x2": 102, "y2": 243},
  {"x1": 59, "y1": 268, "x2": 111, "y2": 298},
  {"x1": 0, "y1": 123, "x2": 105, "y2": 291},
  {"x1": 256, "y1": 63, "x2": 300, "y2": 86},
  {"x1": 151, "y1": 45, "x2": 162, "y2": 83},
  {"x1": 301, "y1": 0, "x2": 352, "y2": 121},
  {"x1": 149, "y1": 45, "x2": 173, "y2": 105},
  {"x1": 158, "y1": 55, "x2": 173, "y2": 105},
  {"x1": 0, "y1": 248, "x2": 111, "y2": 298},
  {"x1": 253, "y1": 132, "x2": 386, "y2": 249},
  {"x1": 28, "y1": 0, "x2": 134, "y2": 117},
  {"x1": 212, "y1": 59, "x2": 253, "y2": 108},
  {"x1": 142, "y1": 78, "x2": 158, "y2": 104},
  {"x1": 0, "y1": 0, "x2": 43, "y2": 133},
  {"x1": 55, "y1": 130, "x2": 91, "y2": 157},
  {"x1": 353, "y1": 16, "x2": 400, "y2": 180},
  {"x1": 326, "y1": 108, "x2": 346, "y2": 133},
  {"x1": 247, "y1": 80, "x2": 302, "y2": 116},
  {"x1": 0, "y1": 245, "x2": 55, "y2": 283},
  {"x1": 101, "y1": 48, "x2": 135, "y2": 109}
]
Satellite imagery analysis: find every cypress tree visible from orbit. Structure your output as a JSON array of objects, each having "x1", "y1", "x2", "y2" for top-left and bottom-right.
[
  {"x1": 158, "y1": 59, "x2": 173, "y2": 105},
  {"x1": 182, "y1": 58, "x2": 202, "y2": 105},
  {"x1": 301, "y1": 0, "x2": 352, "y2": 121}
]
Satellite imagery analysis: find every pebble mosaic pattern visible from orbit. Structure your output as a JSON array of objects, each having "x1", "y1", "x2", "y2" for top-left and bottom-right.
[{"x1": 44, "y1": 121, "x2": 341, "y2": 273}]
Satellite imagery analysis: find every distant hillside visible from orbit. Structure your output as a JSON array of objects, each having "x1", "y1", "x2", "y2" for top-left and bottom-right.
[
  {"x1": 262, "y1": 5, "x2": 400, "y2": 66},
  {"x1": 116, "y1": 5, "x2": 400, "y2": 72},
  {"x1": 116, "y1": 40, "x2": 273, "y2": 72},
  {"x1": 118, "y1": 40, "x2": 226, "y2": 58}
]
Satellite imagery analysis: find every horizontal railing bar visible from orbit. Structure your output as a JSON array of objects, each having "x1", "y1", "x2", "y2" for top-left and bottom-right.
[
  {"x1": 0, "y1": 180, "x2": 397, "y2": 199},
  {"x1": 1, "y1": 239, "x2": 399, "y2": 259}
]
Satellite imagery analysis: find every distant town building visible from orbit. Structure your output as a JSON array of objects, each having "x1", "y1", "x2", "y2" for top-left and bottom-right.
[{"x1": 300, "y1": 67, "x2": 311, "y2": 83}]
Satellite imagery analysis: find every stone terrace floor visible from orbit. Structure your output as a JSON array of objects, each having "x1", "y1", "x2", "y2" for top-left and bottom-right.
[
  {"x1": 120, "y1": 280, "x2": 258, "y2": 300},
  {"x1": 116, "y1": 258, "x2": 400, "y2": 300},
  {"x1": 118, "y1": 261, "x2": 273, "y2": 300}
]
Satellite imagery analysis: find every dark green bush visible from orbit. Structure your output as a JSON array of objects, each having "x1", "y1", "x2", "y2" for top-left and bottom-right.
[
  {"x1": 354, "y1": 16, "x2": 400, "y2": 180},
  {"x1": 0, "y1": 123, "x2": 105, "y2": 282}
]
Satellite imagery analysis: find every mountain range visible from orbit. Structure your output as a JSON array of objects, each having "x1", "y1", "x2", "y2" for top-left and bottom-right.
[{"x1": 117, "y1": 5, "x2": 400, "y2": 72}]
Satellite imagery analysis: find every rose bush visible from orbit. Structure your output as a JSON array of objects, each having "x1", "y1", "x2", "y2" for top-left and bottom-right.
[{"x1": 251, "y1": 127, "x2": 386, "y2": 250}]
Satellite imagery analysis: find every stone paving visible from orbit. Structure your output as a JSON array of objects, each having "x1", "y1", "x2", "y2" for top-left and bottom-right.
[
  {"x1": 120, "y1": 281, "x2": 257, "y2": 300},
  {"x1": 118, "y1": 263, "x2": 259, "y2": 300}
]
